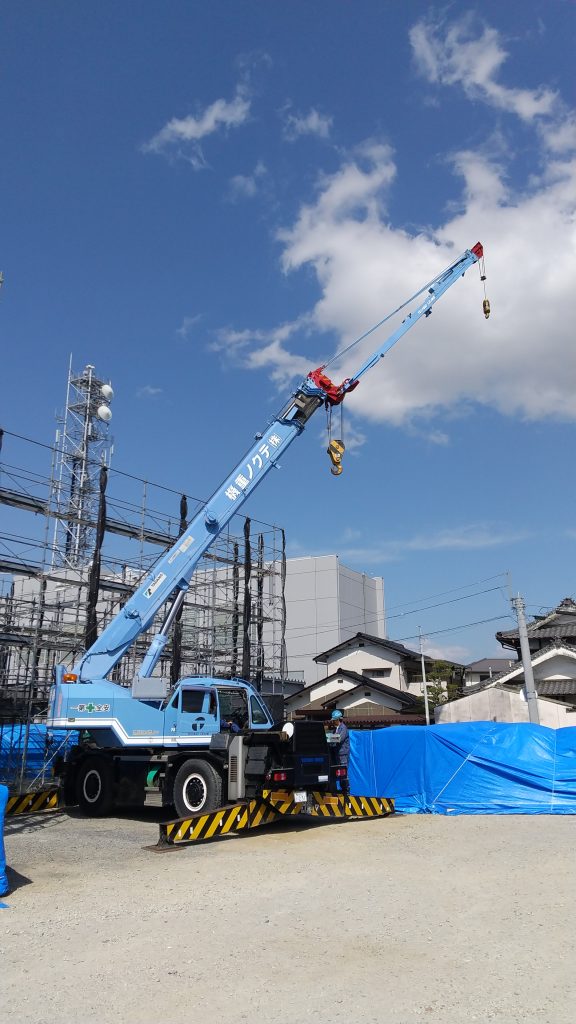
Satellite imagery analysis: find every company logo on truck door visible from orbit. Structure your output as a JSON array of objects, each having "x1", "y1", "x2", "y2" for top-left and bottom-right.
[
  {"x1": 225, "y1": 434, "x2": 283, "y2": 502},
  {"x1": 144, "y1": 571, "x2": 167, "y2": 599},
  {"x1": 72, "y1": 703, "x2": 111, "y2": 713}
]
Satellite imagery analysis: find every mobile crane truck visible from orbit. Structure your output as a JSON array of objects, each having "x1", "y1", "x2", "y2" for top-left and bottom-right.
[{"x1": 47, "y1": 243, "x2": 487, "y2": 823}]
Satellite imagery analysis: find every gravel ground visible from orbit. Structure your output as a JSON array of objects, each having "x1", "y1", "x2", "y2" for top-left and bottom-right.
[{"x1": 1, "y1": 808, "x2": 575, "y2": 1024}]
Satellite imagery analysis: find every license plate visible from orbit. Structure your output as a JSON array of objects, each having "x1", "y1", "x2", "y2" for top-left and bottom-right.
[
  {"x1": 293, "y1": 790, "x2": 307, "y2": 803},
  {"x1": 317, "y1": 775, "x2": 328, "y2": 782}
]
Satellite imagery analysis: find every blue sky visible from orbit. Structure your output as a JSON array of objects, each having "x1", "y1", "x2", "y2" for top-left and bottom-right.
[{"x1": 1, "y1": 2, "x2": 575, "y2": 663}]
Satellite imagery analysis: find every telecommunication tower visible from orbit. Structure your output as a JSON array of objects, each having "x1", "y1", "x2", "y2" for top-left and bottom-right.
[{"x1": 51, "y1": 359, "x2": 114, "y2": 568}]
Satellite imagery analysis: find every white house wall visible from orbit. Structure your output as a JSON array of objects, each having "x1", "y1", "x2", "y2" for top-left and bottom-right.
[
  {"x1": 322, "y1": 644, "x2": 405, "y2": 688},
  {"x1": 533, "y1": 654, "x2": 576, "y2": 680},
  {"x1": 435, "y1": 689, "x2": 572, "y2": 727},
  {"x1": 336, "y1": 690, "x2": 405, "y2": 712},
  {"x1": 286, "y1": 676, "x2": 357, "y2": 712}
]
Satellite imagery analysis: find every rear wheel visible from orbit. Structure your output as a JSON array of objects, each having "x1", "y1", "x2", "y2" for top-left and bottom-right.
[
  {"x1": 173, "y1": 759, "x2": 222, "y2": 818},
  {"x1": 76, "y1": 756, "x2": 114, "y2": 816}
]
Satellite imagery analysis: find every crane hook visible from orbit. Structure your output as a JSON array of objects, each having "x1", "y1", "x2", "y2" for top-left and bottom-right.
[
  {"x1": 477, "y1": 251, "x2": 490, "y2": 319},
  {"x1": 327, "y1": 439, "x2": 345, "y2": 475}
]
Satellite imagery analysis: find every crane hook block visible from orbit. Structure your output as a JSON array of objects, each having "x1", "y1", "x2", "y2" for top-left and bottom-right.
[
  {"x1": 483, "y1": 298, "x2": 491, "y2": 319},
  {"x1": 327, "y1": 439, "x2": 345, "y2": 474}
]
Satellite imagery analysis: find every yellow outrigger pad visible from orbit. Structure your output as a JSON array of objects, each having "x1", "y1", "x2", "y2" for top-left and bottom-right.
[
  {"x1": 158, "y1": 790, "x2": 394, "y2": 847},
  {"x1": 6, "y1": 788, "x2": 60, "y2": 815}
]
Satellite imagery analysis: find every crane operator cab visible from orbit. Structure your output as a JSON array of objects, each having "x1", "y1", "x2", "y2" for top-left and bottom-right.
[{"x1": 217, "y1": 686, "x2": 250, "y2": 732}]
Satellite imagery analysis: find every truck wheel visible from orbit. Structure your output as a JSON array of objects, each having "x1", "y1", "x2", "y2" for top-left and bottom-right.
[
  {"x1": 76, "y1": 756, "x2": 114, "y2": 816},
  {"x1": 173, "y1": 759, "x2": 222, "y2": 818}
]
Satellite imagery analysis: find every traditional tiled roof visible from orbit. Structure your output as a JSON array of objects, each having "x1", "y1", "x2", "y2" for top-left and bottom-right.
[
  {"x1": 314, "y1": 631, "x2": 429, "y2": 664},
  {"x1": 285, "y1": 667, "x2": 418, "y2": 707},
  {"x1": 497, "y1": 598, "x2": 576, "y2": 646},
  {"x1": 537, "y1": 680, "x2": 576, "y2": 696},
  {"x1": 319, "y1": 677, "x2": 418, "y2": 708},
  {"x1": 465, "y1": 658, "x2": 516, "y2": 674},
  {"x1": 464, "y1": 642, "x2": 576, "y2": 694}
]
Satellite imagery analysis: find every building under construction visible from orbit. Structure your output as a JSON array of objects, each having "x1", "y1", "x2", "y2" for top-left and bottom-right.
[{"x1": 0, "y1": 362, "x2": 288, "y2": 779}]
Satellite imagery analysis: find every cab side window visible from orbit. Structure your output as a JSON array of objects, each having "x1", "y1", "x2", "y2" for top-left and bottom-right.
[
  {"x1": 250, "y1": 695, "x2": 269, "y2": 725},
  {"x1": 181, "y1": 689, "x2": 205, "y2": 714}
]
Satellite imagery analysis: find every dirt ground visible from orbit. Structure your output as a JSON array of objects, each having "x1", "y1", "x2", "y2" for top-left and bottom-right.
[{"x1": 1, "y1": 808, "x2": 574, "y2": 1024}]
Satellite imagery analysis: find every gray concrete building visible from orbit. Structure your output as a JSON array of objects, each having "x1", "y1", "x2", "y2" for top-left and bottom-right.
[{"x1": 283, "y1": 555, "x2": 385, "y2": 685}]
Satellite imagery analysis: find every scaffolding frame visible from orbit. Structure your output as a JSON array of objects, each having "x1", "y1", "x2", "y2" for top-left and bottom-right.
[{"x1": 0, "y1": 421, "x2": 287, "y2": 786}]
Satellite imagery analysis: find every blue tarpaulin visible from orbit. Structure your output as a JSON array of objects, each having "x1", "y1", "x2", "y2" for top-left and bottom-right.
[
  {"x1": 349, "y1": 722, "x2": 576, "y2": 814},
  {"x1": 0, "y1": 724, "x2": 77, "y2": 786},
  {"x1": 0, "y1": 785, "x2": 8, "y2": 896}
]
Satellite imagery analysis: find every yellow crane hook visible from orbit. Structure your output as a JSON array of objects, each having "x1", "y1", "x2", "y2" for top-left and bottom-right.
[{"x1": 327, "y1": 439, "x2": 345, "y2": 476}]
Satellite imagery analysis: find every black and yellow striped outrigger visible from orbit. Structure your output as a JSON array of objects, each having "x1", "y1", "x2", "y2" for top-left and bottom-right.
[
  {"x1": 6, "y1": 788, "x2": 60, "y2": 816},
  {"x1": 158, "y1": 790, "x2": 394, "y2": 847}
]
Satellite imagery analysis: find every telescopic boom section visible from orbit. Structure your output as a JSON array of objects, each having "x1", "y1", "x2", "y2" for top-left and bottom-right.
[
  {"x1": 302, "y1": 243, "x2": 484, "y2": 406},
  {"x1": 73, "y1": 243, "x2": 484, "y2": 683}
]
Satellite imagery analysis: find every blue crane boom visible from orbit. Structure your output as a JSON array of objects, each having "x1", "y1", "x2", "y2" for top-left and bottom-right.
[
  {"x1": 70, "y1": 242, "x2": 485, "y2": 686},
  {"x1": 47, "y1": 242, "x2": 486, "y2": 820}
]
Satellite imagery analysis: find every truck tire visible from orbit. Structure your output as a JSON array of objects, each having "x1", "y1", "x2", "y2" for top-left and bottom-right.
[
  {"x1": 76, "y1": 756, "x2": 115, "y2": 816},
  {"x1": 173, "y1": 759, "x2": 222, "y2": 818}
]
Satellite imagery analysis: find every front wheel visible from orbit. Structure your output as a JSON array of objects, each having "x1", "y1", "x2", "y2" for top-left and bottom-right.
[
  {"x1": 75, "y1": 756, "x2": 114, "y2": 816},
  {"x1": 173, "y1": 759, "x2": 222, "y2": 818}
]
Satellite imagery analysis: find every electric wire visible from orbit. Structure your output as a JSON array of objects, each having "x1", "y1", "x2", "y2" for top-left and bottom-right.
[
  {"x1": 386, "y1": 572, "x2": 509, "y2": 611},
  {"x1": 0, "y1": 427, "x2": 275, "y2": 530},
  {"x1": 2, "y1": 429, "x2": 517, "y2": 661},
  {"x1": 283, "y1": 614, "x2": 513, "y2": 659},
  {"x1": 283, "y1": 585, "x2": 507, "y2": 640}
]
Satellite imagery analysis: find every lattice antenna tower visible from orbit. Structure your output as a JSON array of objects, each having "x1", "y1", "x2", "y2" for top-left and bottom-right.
[{"x1": 51, "y1": 358, "x2": 114, "y2": 568}]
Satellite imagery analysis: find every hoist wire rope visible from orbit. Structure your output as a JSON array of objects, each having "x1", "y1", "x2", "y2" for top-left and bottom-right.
[{"x1": 322, "y1": 249, "x2": 470, "y2": 372}]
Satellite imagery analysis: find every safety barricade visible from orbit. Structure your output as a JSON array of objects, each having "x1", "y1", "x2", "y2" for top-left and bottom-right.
[
  {"x1": 158, "y1": 790, "x2": 394, "y2": 847},
  {"x1": 5, "y1": 788, "x2": 60, "y2": 816}
]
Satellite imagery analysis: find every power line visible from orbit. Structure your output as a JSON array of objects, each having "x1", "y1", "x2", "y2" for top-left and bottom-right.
[
  {"x1": 284, "y1": 585, "x2": 507, "y2": 641},
  {"x1": 395, "y1": 615, "x2": 512, "y2": 645},
  {"x1": 386, "y1": 572, "x2": 509, "y2": 611},
  {"x1": 0, "y1": 427, "x2": 276, "y2": 530},
  {"x1": 282, "y1": 614, "x2": 513, "y2": 659},
  {"x1": 386, "y1": 586, "x2": 505, "y2": 621}
]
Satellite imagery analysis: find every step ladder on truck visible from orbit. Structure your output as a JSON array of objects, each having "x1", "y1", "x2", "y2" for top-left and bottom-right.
[{"x1": 46, "y1": 243, "x2": 488, "y2": 841}]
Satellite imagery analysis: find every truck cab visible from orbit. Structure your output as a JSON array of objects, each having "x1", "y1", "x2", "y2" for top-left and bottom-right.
[
  {"x1": 163, "y1": 680, "x2": 273, "y2": 738},
  {"x1": 48, "y1": 672, "x2": 273, "y2": 749}
]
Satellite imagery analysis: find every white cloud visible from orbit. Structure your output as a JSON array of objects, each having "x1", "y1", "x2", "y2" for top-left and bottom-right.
[
  {"x1": 176, "y1": 314, "x2": 202, "y2": 339},
  {"x1": 409, "y1": 15, "x2": 557, "y2": 122},
  {"x1": 211, "y1": 318, "x2": 313, "y2": 385},
  {"x1": 406, "y1": 425, "x2": 450, "y2": 446},
  {"x1": 420, "y1": 643, "x2": 472, "y2": 663},
  {"x1": 314, "y1": 419, "x2": 366, "y2": 457},
  {"x1": 539, "y1": 112, "x2": 576, "y2": 155},
  {"x1": 338, "y1": 525, "x2": 530, "y2": 565},
  {"x1": 283, "y1": 107, "x2": 333, "y2": 141},
  {"x1": 216, "y1": 19, "x2": 575, "y2": 428},
  {"x1": 287, "y1": 524, "x2": 528, "y2": 567},
  {"x1": 228, "y1": 161, "x2": 267, "y2": 200},
  {"x1": 143, "y1": 86, "x2": 251, "y2": 166},
  {"x1": 136, "y1": 385, "x2": 163, "y2": 398}
]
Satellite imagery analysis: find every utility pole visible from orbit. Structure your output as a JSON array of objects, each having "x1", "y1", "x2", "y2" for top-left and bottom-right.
[
  {"x1": 419, "y1": 627, "x2": 430, "y2": 726},
  {"x1": 511, "y1": 594, "x2": 540, "y2": 725}
]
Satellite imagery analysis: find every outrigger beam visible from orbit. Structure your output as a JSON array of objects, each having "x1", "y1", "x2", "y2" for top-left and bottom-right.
[{"x1": 157, "y1": 790, "x2": 394, "y2": 848}]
